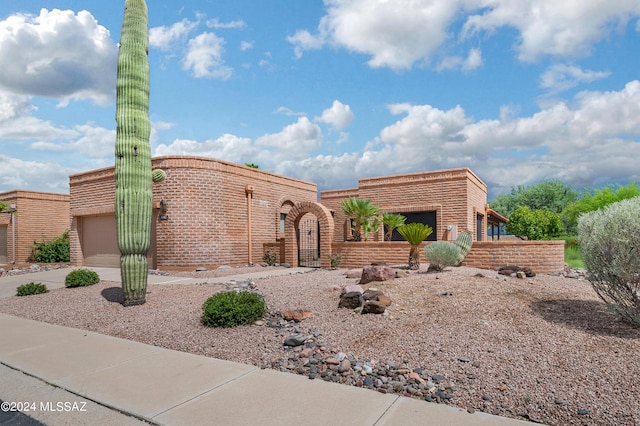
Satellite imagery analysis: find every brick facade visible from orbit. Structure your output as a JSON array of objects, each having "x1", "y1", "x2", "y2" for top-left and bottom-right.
[
  {"x1": 69, "y1": 156, "x2": 318, "y2": 269},
  {"x1": 0, "y1": 191, "x2": 70, "y2": 265},
  {"x1": 321, "y1": 168, "x2": 488, "y2": 242},
  {"x1": 332, "y1": 240, "x2": 565, "y2": 273}
]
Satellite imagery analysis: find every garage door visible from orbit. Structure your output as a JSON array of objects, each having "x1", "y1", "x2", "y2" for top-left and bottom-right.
[
  {"x1": 0, "y1": 225, "x2": 7, "y2": 265},
  {"x1": 81, "y1": 215, "x2": 156, "y2": 268}
]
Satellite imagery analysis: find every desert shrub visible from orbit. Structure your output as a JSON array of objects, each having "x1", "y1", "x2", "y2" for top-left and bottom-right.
[
  {"x1": 16, "y1": 282, "x2": 49, "y2": 296},
  {"x1": 201, "y1": 291, "x2": 265, "y2": 328},
  {"x1": 578, "y1": 196, "x2": 640, "y2": 325},
  {"x1": 262, "y1": 250, "x2": 277, "y2": 266},
  {"x1": 506, "y1": 207, "x2": 563, "y2": 240},
  {"x1": 29, "y1": 231, "x2": 70, "y2": 263},
  {"x1": 328, "y1": 253, "x2": 342, "y2": 269},
  {"x1": 424, "y1": 241, "x2": 460, "y2": 272},
  {"x1": 65, "y1": 269, "x2": 100, "y2": 288}
]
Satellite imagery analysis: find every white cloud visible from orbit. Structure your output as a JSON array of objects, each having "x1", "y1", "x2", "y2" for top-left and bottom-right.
[
  {"x1": 206, "y1": 19, "x2": 246, "y2": 30},
  {"x1": 154, "y1": 117, "x2": 323, "y2": 171},
  {"x1": 315, "y1": 100, "x2": 354, "y2": 131},
  {"x1": 0, "y1": 154, "x2": 77, "y2": 192},
  {"x1": 183, "y1": 32, "x2": 232, "y2": 79},
  {"x1": 291, "y1": 1, "x2": 640, "y2": 70},
  {"x1": 437, "y1": 48, "x2": 483, "y2": 72},
  {"x1": 540, "y1": 64, "x2": 611, "y2": 93},
  {"x1": 240, "y1": 40, "x2": 254, "y2": 51},
  {"x1": 292, "y1": 0, "x2": 460, "y2": 70},
  {"x1": 149, "y1": 19, "x2": 198, "y2": 50},
  {"x1": 280, "y1": 81, "x2": 640, "y2": 196},
  {"x1": 0, "y1": 9, "x2": 117, "y2": 106},
  {"x1": 274, "y1": 106, "x2": 306, "y2": 117},
  {"x1": 287, "y1": 29, "x2": 326, "y2": 59},
  {"x1": 462, "y1": 1, "x2": 640, "y2": 62}
]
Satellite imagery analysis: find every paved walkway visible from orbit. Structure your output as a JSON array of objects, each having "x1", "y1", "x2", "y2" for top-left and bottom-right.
[{"x1": 0, "y1": 268, "x2": 535, "y2": 426}]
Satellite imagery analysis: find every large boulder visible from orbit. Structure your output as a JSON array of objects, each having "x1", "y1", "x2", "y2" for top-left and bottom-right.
[{"x1": 359, "y1": 264, "x2": 396, "y2": 285}]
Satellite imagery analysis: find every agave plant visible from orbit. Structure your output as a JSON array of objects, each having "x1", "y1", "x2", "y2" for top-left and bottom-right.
[
  {"x1": 382, "y1": 213, "x2": 406, "y2": 241},
  {"x1": 397, "y1": 223, "x2": 433, "y2": 270},
  {"x1": 341, "y1": 197, "x2": 380, "y2": 241}
]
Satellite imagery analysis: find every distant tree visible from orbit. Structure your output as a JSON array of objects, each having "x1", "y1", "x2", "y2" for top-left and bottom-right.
[
  {"x1": 245, "y1": 163, "x2": 259, "y2": 169},
  {"x1": 341, "y1": 198, "x2": 380, "y2": 241},
  {"x1": 382, "y1": 213, "x2": 406, "y2": 241},
  {"x1": 562, "y1": 183, "x2": 639, "y2": 234},
  {"x1": 490, "y1": 180, "x2": 578, "y2": 218},
  {"x1": 0, "y1": 201, "x2": 7, "y2": 212},
  {"x1": 506, "y1": 207, "x2": 564, "y2": 240}
]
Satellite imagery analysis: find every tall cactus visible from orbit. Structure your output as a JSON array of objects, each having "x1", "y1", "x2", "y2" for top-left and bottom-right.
[{"x1": 115, "y1": 0, "x2": 151, "y2": 306}]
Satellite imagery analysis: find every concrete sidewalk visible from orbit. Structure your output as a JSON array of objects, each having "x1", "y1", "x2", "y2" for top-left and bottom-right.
[{"x1": 0, "y1": 268, "x2": 536, "y2": 426}]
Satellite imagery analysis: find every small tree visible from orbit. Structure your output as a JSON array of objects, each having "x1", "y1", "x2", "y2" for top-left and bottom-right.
[
  {"x1": 382, "y1": 213, "x2": 406, "y2": 241},
  {"x1": 506, "y1": 207, "x2": 563, "y2": 240},
  {"x1": 341, "y1": 197, "x2": 380, "y2": 241},
  {"x1": 245, "y1": 163, "x2": 259, "y2": 169},
  {"x1": 578, "y1": 197, "x2": 640, "y2": 325},
  {"x1": 397, "y1": 223, "x2": 433, "y2": 270}
]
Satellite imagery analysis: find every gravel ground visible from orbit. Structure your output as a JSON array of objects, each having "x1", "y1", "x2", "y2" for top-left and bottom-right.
[{"x1": 1, "y1": 264, "x2": 639, "y2": 425}]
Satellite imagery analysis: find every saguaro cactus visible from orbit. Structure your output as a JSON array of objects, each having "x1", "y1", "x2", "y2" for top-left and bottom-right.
[{"x1": 115, "y1": 0, "x2": 151, "y2": 306}]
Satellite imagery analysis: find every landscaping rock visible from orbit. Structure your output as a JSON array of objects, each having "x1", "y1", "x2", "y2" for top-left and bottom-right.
[
  {"x1": 362, "y1": 300, "x2": 386, "y2": 314},
  {"x1": 283, "y1": 333, "x2": 307, "y2": 347},
  {"x1": 360, "y1": 264, "x2": 396, "y2": 285},
  {"x1": 338, "y1": 292, "x2": 364, "y2": 309},
  {"x1": 343, "y1": 285, "x2": 364, "y2": 294},
  {"x1": 282, "y1": 309, "x2": 312, "y2": 322}
]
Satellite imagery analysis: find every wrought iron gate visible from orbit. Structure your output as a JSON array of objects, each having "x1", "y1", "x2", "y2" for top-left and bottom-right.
[{"x1": 297, "y1": 215, "x2": 320, "y2": 268}]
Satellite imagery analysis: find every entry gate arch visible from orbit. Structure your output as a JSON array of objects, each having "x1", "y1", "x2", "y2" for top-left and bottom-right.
[{"x1": 284, "y1": 201, "x2": 334, "y2": 268}]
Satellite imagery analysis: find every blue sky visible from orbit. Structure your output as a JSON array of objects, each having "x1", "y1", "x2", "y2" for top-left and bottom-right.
[{"x1": 1, "y1": 0, "x2": 639, "y2": 199}]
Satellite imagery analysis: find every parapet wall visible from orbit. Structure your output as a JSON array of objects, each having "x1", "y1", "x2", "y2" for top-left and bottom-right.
[{"x1": 331, "y1": 240, "x2": 565, "y2": 273}]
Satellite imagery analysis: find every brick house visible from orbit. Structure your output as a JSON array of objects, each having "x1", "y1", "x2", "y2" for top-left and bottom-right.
[
  {"x1": 321, "y1": 168, "x2": 492, "y2": 242},
  {"x1": 69, "y1": 156, "x2": 318, "y2": 269},
  {"x1": 0, "y1": 190, "x2": 70, "y2": 266}
]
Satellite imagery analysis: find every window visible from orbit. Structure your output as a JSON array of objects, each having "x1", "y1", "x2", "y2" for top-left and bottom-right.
[
  {"x1": 386, "y1": 211, "x2": 437, "y2": 241},
  {"x1": 280, "y1": 213, "x2": 287, "y2": 234}
]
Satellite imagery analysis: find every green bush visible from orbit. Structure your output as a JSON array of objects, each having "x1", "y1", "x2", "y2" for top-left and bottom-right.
[
  {"x1": 16, "y1": 282, "x2": 49, "y2": 296},
  {"x1": 506, "y1": 207, "x2": 564, "y2": 240},
  {"x1": 578, "y1": 196, "x2": 640, "y2": 325},
  {"x1": 29, "y1": 231, "x2": 70, "y2": 263},
  {"x1": 328, "y1": 253, "x2": 342, "y2": 269},
  {"x1": 65, "y1": 269, "x2": 100, "y2": 288},
  {"x1": 263, "y1": 250, "x2": 277, "y2": 266},
  {"x1": 201, "y1": 291, "x2": 265, "y2": 328},
  {"x1": 424, "y1": 241, "x2": 460, "y2": 272}
]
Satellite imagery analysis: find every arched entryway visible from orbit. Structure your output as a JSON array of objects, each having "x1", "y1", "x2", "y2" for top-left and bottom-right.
[{"x1": 284, "y1": 201, "x2": 334, "y2": 268}]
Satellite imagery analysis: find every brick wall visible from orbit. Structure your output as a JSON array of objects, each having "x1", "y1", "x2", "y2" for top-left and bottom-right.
[
  {"x1": 332, "y1": 240, "x2": 564, "y2": 273},
  {"x1": 462, "y1": 240, "x2": 565, "y2": 273},
  {"x1": 0, "y1": 190, "x2": 70, "y2": 265},
  {"x1": 320, "y1": 168, "x2": 488, "y2": 242},
  {"x1": 69, "y1": 156, "x2": 318, "y2": 269}
]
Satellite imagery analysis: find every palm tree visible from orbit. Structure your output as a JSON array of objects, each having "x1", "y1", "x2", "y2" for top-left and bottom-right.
[
  {"x1": 382, "y1": 213, "x2": 406, "y2": 241},
  {"x1": 341, "y1": 197, "x2": 380, "y2": 241},
  {"x1": 397, "y1": 223, "x2": 433, "y2": 270}
]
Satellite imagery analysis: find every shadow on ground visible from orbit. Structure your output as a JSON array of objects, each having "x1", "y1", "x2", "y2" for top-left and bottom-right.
[
  {"x1": 101, "y1": 287, "x2": 124, "y2": 304},
  {"x1": 531, "y1": 299, "x2": 640, "y2": 339}
]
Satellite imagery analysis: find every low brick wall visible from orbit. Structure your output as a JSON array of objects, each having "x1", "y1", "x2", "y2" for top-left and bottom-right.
[
  {"x1": 332, "y1": 242, "x2": 428, "y2": 268},
  {"x1": 462, "y1": 240, "x2": 565, "y2": 273},
  {"x1": 331, "y1": 240, "x2": 565, "y2": 273}
]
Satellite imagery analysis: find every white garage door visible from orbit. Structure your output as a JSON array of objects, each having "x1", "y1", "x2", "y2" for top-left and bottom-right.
[
  {"x1": 0, "y1": 225, "x2": 7, "y2": 265},
  {"x1": 81, "y1": 215, "x2": 156, "y2": 268}
]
